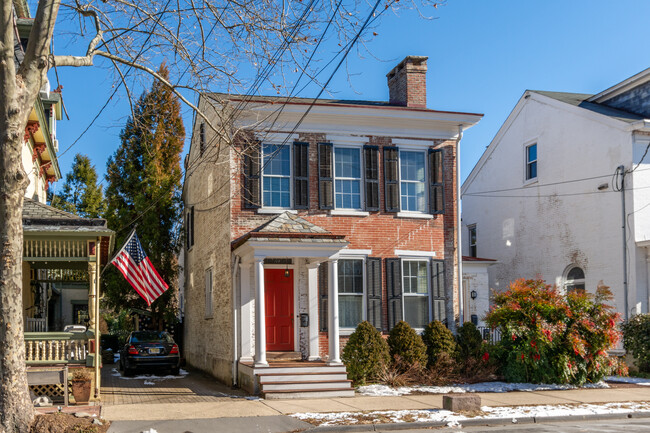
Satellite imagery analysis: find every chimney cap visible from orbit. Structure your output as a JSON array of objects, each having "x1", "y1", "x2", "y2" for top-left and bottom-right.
[{"x1": 386, "y1": 56, "x2": 429, "y2": 79}]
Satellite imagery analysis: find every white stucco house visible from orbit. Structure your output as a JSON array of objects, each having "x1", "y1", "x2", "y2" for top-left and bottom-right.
[{"x1": 461, "y1": 68, "x2": 650, "y2": 322}]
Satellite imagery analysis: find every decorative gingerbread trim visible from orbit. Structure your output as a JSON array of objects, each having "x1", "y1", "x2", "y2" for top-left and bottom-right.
[
  {"x1": 24, "y1": 120, "x2": 40, "y2": 142},
  {"x1": 32, "y1": 143, "x2": 46, "y2": 162},
  {"x1": 39, "y1": 161, "x2": 52, "y2": 178}
]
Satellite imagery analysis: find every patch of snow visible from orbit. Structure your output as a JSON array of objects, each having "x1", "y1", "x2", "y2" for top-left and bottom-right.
[
  {"x1": 213, "y1": 392, "x2": 262, "y2": 400},
  {"x1": 143, "y1": 380, "x2": 155, "y2": 385},
  {"x1": 606, "y1": 376, "x2": 650, "y2": 386},
  {"x1": 110, "y1": 367, "x2": 189, "y2": 381},
  {"x1": 291, "y1": 402, "x2": 650, "y2": 427},
  {"x1": 358, "y1": 381, "x2": 608, "y2": 396}
]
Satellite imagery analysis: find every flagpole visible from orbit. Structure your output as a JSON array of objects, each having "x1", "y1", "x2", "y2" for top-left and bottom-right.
[{"x1": 101, "y1": 224, "x2": 138, "y2": 277}]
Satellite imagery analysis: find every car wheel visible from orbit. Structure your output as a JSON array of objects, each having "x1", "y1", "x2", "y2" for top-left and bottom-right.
[{"x1": 171, "y1": 367, "x2": 180, "y2": 376}]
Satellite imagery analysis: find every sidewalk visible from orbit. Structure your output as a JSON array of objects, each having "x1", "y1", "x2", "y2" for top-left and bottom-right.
[{"x1": 102, "y1": 386, "x2": 650, "y2": 421}]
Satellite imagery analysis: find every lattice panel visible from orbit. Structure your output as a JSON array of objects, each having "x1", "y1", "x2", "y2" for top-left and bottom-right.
[{"x1": 30, "y1": 382, "x2": 70, "y2": 398}]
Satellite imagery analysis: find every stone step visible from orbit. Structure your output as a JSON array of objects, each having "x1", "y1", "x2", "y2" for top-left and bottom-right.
[
  {"x1": 261, "y1": 380, "x2": 353, "y2": 392},
  {"x1": 266, "y1": 351, "x2": 302, "y2": 362},
  {"x1": 263, "y1": 388, "x2": 355, "y2": 400},
  {"x1": 259, "y1": 372, "x2": 349, "y2": 383}
]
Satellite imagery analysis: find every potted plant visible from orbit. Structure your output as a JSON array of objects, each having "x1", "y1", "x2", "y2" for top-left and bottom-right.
[{"x1": 70, "y1": 368, "x2": 92, "y2": 405}]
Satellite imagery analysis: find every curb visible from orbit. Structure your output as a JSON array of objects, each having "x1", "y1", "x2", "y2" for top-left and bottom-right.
[{"x1": 306, "y1": 410, "x2": 650, "y2": 432}]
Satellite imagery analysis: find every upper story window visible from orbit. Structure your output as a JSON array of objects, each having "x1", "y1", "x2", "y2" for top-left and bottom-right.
[
  {"x1": 400, "y1": 151, "x2": 426, "y2": 212},
  {"x1": 564, "y1": 266, "x2": 585, "y2": 293},
  {"x1": 205, "y1": 267, "x2": 213, "y2": 319},
  {"x1": 468, "y1": 224, "x2": 477, "y2": 257},
  {"x1": 199, "y1": 122, "x2": 206, "y2": 156},
  {"x1": 334, "y1": 147, "x2": 362, "y2": 209},
  {"x1": 526, "y1": 143, "x2": 537, "y2": 181},
  {"x1": 338, "y1": 259, "x2": 364, "y2": 329},
  {"x1": 262, "y1": 143, "x2": 291, "y2": 208}
]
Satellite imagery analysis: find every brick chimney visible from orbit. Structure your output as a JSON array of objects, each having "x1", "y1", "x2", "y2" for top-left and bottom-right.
[{"x1": 386, "y1": 56, "x2": 428, "y2": 108}]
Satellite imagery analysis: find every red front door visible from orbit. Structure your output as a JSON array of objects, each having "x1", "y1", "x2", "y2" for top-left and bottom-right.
[{"x1": 265, "y1": 269, "x2": 294, "y2": 351}]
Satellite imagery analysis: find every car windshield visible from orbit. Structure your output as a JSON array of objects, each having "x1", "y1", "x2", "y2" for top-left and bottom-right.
[{"x1": 130, "y1": 332, "x2": 173, "y2": 343}]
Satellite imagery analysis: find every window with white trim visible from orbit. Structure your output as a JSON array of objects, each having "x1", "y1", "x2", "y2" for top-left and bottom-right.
[
  {"x1": 526, "y1": 143, "x2": 537, "y2": 181},
  {"x1": 338, "y1": 259, "x2": 364, "y2": 329},
  {"x1": 205, "y1": 267, "x2": 213, "y2": 319},
  {"x1": 334, "y1": 147, "x2": 362, "y2": 209},
  {"x1": 400, "y1": 150, "x2": 426, "y2": 212},
  {"x1": 262, "y1": 143, "x2": 291, "y2": 207},
  {"x1": 564, "y1": 266, "x2": 585, "y2": 293},
  {"x1": 402, "y1": 260, "x2": 429, "y2": 328},
  {"x1": 468, "y1": 225, "x2": 477, "y2": 258}
]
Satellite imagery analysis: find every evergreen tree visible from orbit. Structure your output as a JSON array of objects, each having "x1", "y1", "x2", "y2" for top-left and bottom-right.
[
  {"x1": 49, "y1": 154, "x2": 106, "y2": 218},
  {"x1": 104, "y1": 64, "x2": 184, "y2": 323}
]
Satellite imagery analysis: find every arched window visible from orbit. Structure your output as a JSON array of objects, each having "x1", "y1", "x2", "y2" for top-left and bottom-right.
[{"x1": 564, "y1": 266, "x2": 585, "y2": 293}]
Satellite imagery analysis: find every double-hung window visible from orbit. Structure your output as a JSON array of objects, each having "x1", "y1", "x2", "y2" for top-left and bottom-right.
[
  {"x1": 468, "y1": 225, "x2": 477, "y2": 257},
  {"x1": 338, "y1": 259, "x2": 364, "y2": 329},
  {"x1": 402, "y1": 260, "x2": 429, "y2": 329},
  {"x1": 525, "y1": 143, "x2": 537, "y2": 181},
  {"x1": 334, "y1": 147, "x2": 362, "y2": 209},
  {"x1": 400, "y1": 151, "x2": 426, "y2": 212},
  {"x1": 262, "y1": 143, "x2": 291, "y2": 207}
]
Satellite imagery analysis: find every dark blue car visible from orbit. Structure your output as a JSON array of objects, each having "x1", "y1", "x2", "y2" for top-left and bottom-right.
[{"x1": 119, "y1": 331, "x2": 181, "y2": 376}]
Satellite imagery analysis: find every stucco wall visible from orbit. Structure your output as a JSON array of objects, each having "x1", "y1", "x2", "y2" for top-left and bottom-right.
[
  {"x1": 462, "y1": 93, "x2": 648, "y2": 317},
  {"x1": 182, "y1": 102, "x2": 234, "y2": 384}
]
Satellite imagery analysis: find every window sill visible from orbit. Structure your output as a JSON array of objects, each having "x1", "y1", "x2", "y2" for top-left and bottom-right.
[
  {"x1": 257, "y1": 208, "x2": 297, "y2": 215},
  {"x1": 339, "y1": 328, "x2": 356, "y2": 336},
  {"x1": 330, "y1": 210, "x2": 369, "y2": 217},
  {"x1": 523, "y1": 178, "x2": 538, "y2": 187},
  {"x1": 396, "y1": 212, "x2": 434, "y2": 220}
]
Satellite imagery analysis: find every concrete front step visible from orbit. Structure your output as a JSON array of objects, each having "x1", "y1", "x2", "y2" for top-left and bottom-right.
[
  {"x1": 261, "y1": 380, "x2": 353, "y2": 392},
  {"x1": 259, "y1": 372, "x2": 349, "y2": 383},
  {"x1": 255, "y1": 365, "x2": 347, "y2": 375},
  {"x1": 263, "y1": 388, "x2": 356, "y2": 400}
]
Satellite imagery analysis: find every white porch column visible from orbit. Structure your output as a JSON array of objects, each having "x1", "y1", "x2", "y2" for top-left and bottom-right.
[
  {"x1": 327, "y1": 258, "x2": 341, "y2": 365},
  {"x1": 87, "y1": 262, "x2": 97, "y2": 330},
  {"x1": 239, "y1": 261, "x2": 254, "y2": 362},
  {"x1": 254, "y1": 256, "x2": 268, "y2": 367},
  {"x1": 307, "y1": 261, "x2": 320, "y2": 361}
]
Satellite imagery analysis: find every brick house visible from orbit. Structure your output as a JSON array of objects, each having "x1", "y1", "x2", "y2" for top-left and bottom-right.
[{"x1": 181, "y1": 56, "x2": 482, "y2": 397}]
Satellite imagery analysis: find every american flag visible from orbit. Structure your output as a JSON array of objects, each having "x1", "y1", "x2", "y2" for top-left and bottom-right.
[{"x1": 111, "y1": 231, "x2": 168, "y2": 306}]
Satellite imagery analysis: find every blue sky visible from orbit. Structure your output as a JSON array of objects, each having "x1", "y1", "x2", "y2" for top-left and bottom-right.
[{"x1": 50, "y1": 0, "x2": 650, "y2": 191}]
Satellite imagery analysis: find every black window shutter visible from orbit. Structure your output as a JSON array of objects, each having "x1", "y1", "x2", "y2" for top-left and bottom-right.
[
  {"x1": 199, "y1": 122, "x2": 206, "y2": 156},
  {"x1": 189, "y1": 206, "x2": 195, "y2": 248},
  {"x1": 384, "y1": 147, "x2": 399, "y2": 212},
  {"x1": 366, "y1": 257, "x2": 382, "y2": 330},
  {"x1": 243, "y1": 143, "x2": 261, "y2": 209},
  {"x1": 429, "y1": 148, "x2": 444, "y2": 214},
  {"x1": 385, "y1": 258, "x2": 402, "y2": 330},
  {"x1": 318, "y1": 143, "x2": 334, "y2": 209},
  {"x1": 431, "y1": 259, "x2": 446, "y2": 324},
  {"x1": 293, "y1": 142, "x2": 309, "y2": 209},
  {"x1": 318, "y1": 262, "x2": 329, "y2": 332},
  {"x1": 363, "y1": 145, "x2": 380, "y2": 211},
  {"x1": 186, "y1": 210, "x2": 191, "y2": 250}
]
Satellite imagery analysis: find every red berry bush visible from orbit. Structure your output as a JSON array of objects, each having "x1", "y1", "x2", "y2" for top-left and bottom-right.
[{"x1": 485, "y1": 278, "x2": 626, "y2": 385}]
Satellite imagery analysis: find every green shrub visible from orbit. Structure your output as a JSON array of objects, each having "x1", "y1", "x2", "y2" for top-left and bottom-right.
[
  {"x1": 341, "y1": 321, "x2": 390, "y2": 384},
  {"x1": 456, "y1": 322, "x2": 483, "y2": 360},
  {"x1": 622, "y1": 314, "x2": 650, "y2": 372},
  {"x1": 485, "y1": 279, "x2": 626, "y2": 385},
  {"x1": 387, "y1": 321, "x2": 428, "y2": 369},
  {"x1": 422, "y1": 320, "x2": 457, "y2": 366}
]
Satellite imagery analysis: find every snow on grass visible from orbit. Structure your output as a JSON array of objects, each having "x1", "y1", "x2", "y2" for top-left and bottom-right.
[
  {"x1": 358, "y1": 381, "x2": 609, "y2": 396},
  {"x1": 111, "y1": 368, "x2": 189, "y2": 381},
  {"x1": 291, "y1": 402, "x2": 650, "y2": 427},
  {"x1": 606, "y1": 376, "x2": 650, "y2": 385}
]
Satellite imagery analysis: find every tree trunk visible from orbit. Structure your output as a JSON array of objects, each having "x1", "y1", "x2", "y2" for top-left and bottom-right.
[{"x1": 0, "y1": 98, "x2": 34, "y2": 432}]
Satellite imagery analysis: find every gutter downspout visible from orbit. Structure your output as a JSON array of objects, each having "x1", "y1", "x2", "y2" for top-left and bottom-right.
[
  {"x1": 456, "y1": 125, "x2": 465, "y2": 328},
  {"x1": 232, "y1": 255, "x2": 240, "y2": 387},
  {"x1": 618, "y1": 165, "x2": 629, "y2": 321},
  {"x1": 95, "y1": 237, "x2": 101, "y2": 399}
]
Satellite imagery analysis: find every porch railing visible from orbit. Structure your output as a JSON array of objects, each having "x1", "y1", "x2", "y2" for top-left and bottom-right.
[
  {"x1": 477, "y1": 326, "x2": 502, "y2": 344},
  {"x1": 24, "y1": 332, "x2": 91, "y2": 365}
]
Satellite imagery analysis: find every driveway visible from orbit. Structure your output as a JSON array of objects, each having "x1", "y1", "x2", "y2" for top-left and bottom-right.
[{"x1": 100, "y1": 360, "x2": 250, "y2": 406}]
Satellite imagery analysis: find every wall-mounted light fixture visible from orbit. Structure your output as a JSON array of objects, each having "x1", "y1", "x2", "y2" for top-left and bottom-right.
[
  {"x1": 597, "y1": 183, "x2": 609, "y2": 191},
  {"x1": 470, "y1": 290, "x2": 478, "y2": 300},
  {"x1": 284, "y1": 264, "x2": 290, "y2": 278}
]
